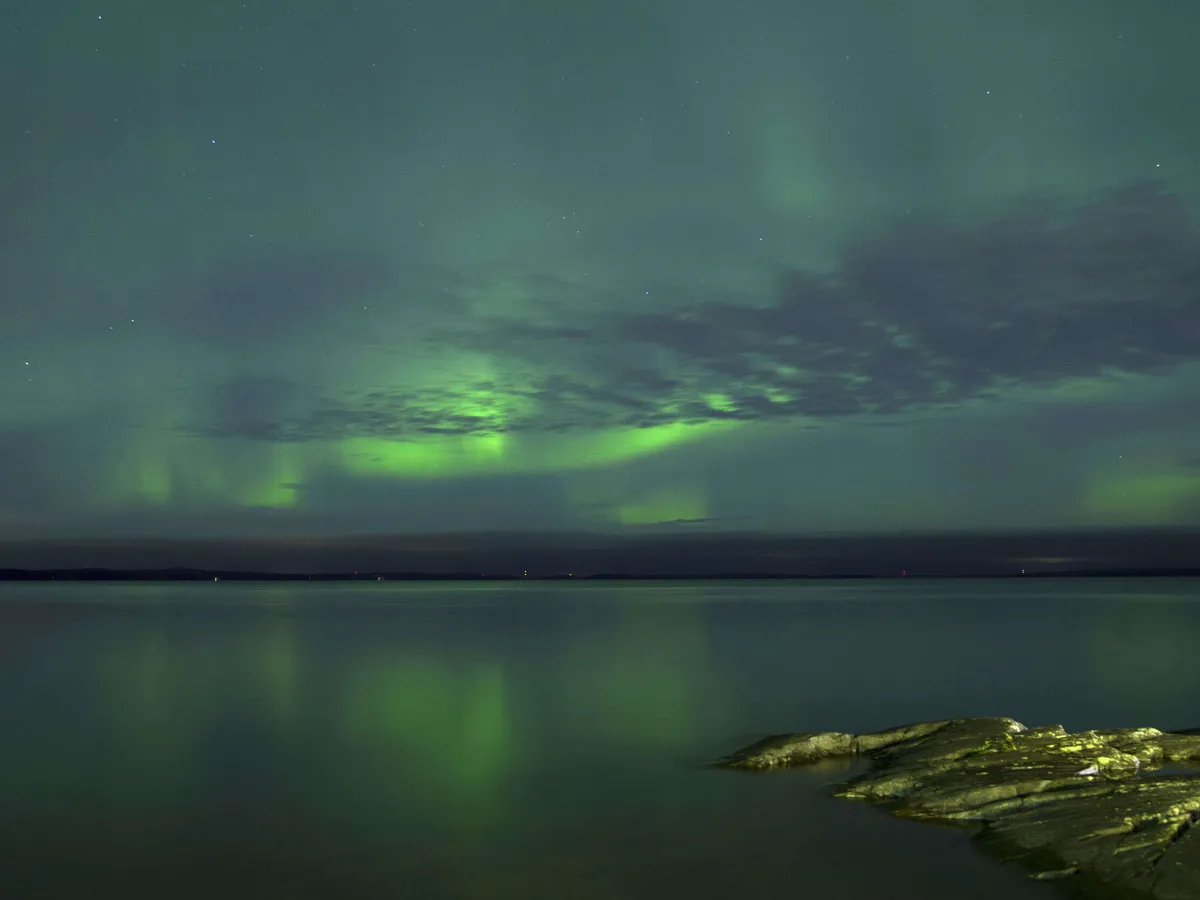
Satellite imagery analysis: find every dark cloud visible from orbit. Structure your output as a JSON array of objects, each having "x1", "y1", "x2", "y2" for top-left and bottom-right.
[
  {"x1": 579, "y1": 182, "x2": 1199, "y2": 420},
  {"x1": 196, "y1": 182, "x2": 1200, "y2": 441}
]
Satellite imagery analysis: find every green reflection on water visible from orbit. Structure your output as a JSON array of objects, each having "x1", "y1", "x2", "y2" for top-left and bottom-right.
[
  {"x1": 557, "y1": 589, "x2": 733, "y2": 754},
  {"x1": 331, "y1": 656, "x2": 514, "y2": 834},
  {"x1": 0, "y1": 584, "x2": 743, "y2": 896},
  {"x1": 340, "y1": 658, "x2": 511, "y2": 786},
  {"x1": 254, "y1": 613, "x2": 300, "y2": 733},
  {"x1": 0, "y1": 582, "x2": 1106, "y2": 900}
]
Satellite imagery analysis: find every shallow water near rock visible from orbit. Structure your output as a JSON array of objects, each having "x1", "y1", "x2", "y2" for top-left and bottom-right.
[{"x1": 1, "y1": 577, "x2": 1197, "y2": 899}]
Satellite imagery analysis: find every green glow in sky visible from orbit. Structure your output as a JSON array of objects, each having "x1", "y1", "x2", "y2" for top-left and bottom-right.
[
  {"x1": 2, "y1": 0, "x2": 1199, "y2": 537},
  {"x1": 107, "y1": 435, "x2": 305, "y2": 509},
  {"x1": 1084, "y1": 471, "x2": 1200, "y2": 525},
  {"x1": 617, "y1": 486, "x2": 708, "y2": 525},
  {"x1": 338, "y1": 420, "x2": 740, "y2": 480}
]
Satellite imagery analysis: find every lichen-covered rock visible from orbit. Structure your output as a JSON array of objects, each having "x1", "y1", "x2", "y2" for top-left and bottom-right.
[{"x1": 716, "y1": 718, "x2": 1200, "y2": 898}]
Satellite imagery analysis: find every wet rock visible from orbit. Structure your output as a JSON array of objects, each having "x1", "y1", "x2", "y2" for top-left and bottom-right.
[{"x1": 716, "y1": 718, "x2": 1200, "y2": 898}]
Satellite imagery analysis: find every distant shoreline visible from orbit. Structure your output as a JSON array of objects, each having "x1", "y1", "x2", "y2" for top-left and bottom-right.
[
  {"x1": 2, "y1": 528, "x2": 1196, "y2": 580},
  {"x1": 2, "y1": 568, "x2": 1199, "y2": 582}
]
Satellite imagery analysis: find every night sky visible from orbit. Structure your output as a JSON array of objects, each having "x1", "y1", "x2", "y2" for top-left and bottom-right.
[{"x1": 3, "y1": 0, "x2": 1199, "y2": 542}]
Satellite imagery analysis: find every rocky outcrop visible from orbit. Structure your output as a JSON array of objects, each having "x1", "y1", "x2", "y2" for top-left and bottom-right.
[{"x1": 716, "y1": 718, "x2": 1200, "y2": 898}]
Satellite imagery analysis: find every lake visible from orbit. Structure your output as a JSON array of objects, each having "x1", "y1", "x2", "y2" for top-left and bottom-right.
[{"x1": 1, "y1": 578, "x2": 1197, "y2": 898}]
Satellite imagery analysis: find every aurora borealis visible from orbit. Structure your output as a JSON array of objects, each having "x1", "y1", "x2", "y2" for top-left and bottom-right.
[{"x1": 3, "y1": 0, "x2": 1199, "y2": 541}]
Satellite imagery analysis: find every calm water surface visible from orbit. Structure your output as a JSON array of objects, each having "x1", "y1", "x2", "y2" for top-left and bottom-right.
[{"x1": 1, "y1": 578, "x2": 1197, "y2": 899}]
